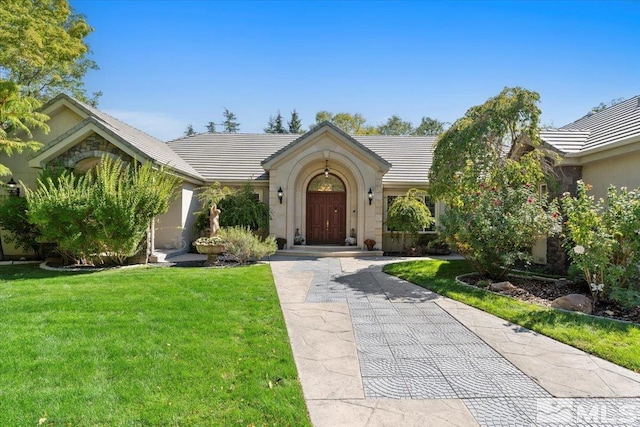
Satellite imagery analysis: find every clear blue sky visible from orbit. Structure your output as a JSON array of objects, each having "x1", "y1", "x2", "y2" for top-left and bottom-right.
[{"x1": 73, "y1": 0, "x2": 640, "y2": 141}]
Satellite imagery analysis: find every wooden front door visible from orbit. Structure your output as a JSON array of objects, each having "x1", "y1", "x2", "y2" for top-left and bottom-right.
[{"x1": 306, "y1": 192, "x2": 346, "y2": 245}]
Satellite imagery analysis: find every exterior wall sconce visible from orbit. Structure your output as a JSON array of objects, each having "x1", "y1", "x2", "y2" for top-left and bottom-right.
[
  {"x1": 324, "y1": 160, "x2": 329, "y2": 178},
  {"x1": 277, "y1": 187, "x2": 284, "y2": 204},
  {"x1": 368, "y1": 188, "x2": 374, "y2": 205},
  {"x1": 7, "y1": 177, "x2": 20, "y2": 197}
]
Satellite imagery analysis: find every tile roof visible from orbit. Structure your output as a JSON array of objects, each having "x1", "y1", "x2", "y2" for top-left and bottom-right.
[
  {"x1": 541, "y1": 95, "x2": 640, "y2": 154},
  {"x1": 41, "y1": 94, "x2": 204, "y2": 180},
  {"x1": 168, "y1": 132, "x2": 435, "y2": 184}
]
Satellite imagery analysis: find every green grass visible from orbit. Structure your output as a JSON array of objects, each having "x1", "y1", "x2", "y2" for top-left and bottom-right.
[
  {"x1": 383, "y1": 259, "x2": 640, "y2": 373},
  {"x1": 0, "y1": 264, "x2": 310, "y2": 427}
]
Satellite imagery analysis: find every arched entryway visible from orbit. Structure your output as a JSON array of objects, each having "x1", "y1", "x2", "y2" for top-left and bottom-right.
[{"x1": 306, "y1": 173, "x2": 346, "y2": 245}]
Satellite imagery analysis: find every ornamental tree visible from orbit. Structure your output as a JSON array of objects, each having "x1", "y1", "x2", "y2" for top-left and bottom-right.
[
  {"x1": 386, "y1": 188, "x2": 434, "y2": 250},
  {"x1": 430, "y1": 87, "x2": 560, "y2": 279},
  {"x1": 429, "y1": 87, "x2": 547, "y2": 205}
]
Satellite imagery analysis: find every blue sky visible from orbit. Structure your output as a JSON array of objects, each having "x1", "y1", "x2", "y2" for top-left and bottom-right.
[{"x1": 73, "y1": 0, "x2": 640, "y2": 141}]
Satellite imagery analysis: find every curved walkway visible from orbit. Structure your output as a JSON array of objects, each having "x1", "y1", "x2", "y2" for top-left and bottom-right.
[{"x1": 269, "y1": 255, "x2": 640, "y2": 427}]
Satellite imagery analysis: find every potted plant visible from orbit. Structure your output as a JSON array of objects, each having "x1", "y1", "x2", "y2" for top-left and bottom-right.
[
  {"x1": 364, "y1": 239, "x2": 376, "y2": 251},
  {"x1": 276, "y1": 237, "x2": 287, "y2": 250}
]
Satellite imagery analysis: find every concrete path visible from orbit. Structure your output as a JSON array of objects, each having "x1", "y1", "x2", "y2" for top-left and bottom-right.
[{"x1": 269, "y1": 255, "x2": 640, "y2": 427}]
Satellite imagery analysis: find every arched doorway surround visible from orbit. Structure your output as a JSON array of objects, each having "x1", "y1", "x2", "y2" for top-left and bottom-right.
[
  {"x1": 284, "y1": 152, "x2": 366, "y2": 249},
  {"x1": 306, "y1": 174, "x2": 346, "y2": 244}
]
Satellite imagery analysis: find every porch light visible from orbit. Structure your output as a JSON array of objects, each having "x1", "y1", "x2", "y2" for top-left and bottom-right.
[
  {"x1": 6, "y1": 177, "x2": 19, "y2": 197},
  {"x1": 277, "y1": 186, "x2": 284, "y2": 204},
  {"x1": 324, "y1": 160, "x2": 329, "y2": 178},
  {"x1": 368, "y1": 188, "x2": 374, "y2": 205}
]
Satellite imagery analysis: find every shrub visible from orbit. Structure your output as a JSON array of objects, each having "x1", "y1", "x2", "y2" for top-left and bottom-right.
[
  {"x1": 194, "y1": 182, "x2": 270, "y2": 235},
  {"x1": 26, "y1": 157, "x2": 181, "y2": 265},
  {"x1": 219, "y1": 182, "x2": 270, "y2": 231},
  {"x1": 562, "y1": 181, "x2": 640, "y2": 305},
  {"x1": 0, "y1": 196, "x2": 41, "y2": 256},
  {"x1": 440, "y1": 181, "x2": 560, "y2": 280},
  {"x1": 217, "y1": 227, "x2": 277, "y2": 264}
]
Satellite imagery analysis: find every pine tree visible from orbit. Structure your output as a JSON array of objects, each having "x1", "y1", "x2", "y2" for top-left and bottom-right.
[
  {"x1": 222, "y1": 108, "x2": 240, "y2": 133},
  {"x1": 206, "y1": 121, "x2": 216, "y2": 133},
  {"x1": 264, "y1": 115, "x2": 276, "y2": 133},
  {"x1": 288, "y1": 109, "x2": 302, "y2": 134},
  {"x1": 274, "y1": 111, "x2": 286, "y2": 134},
  {"x1": 184, "y1": 123, "x2": 196, "y2": 136}
]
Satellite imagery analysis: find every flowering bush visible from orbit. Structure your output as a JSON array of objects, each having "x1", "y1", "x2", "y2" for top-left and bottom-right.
[
  {"x1": 440, "y1": 182, "x2": 560, "y2": 280},
  {"x1": 562, "y1": 181, "x2": 640, "y2": 304}
]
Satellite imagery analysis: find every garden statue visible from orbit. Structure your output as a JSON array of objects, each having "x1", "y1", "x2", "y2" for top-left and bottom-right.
[{"x1": 210, "y1": 204, "x2": 221, "y2": 237}]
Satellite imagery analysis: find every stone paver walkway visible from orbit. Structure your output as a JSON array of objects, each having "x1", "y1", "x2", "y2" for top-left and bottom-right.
[{"x1": 269, "y1": 255, "x2": 640, "y2": 427}]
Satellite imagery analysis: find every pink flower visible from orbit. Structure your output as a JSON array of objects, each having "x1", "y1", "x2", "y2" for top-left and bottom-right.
[
  {"x1": 527, "y1": 198, "x2": 533, "y2": 203},
  {"x1": 525, "y1": 183, "x2": 531, "y2": 188},
  {"x1": 552, "y1": 212, "x2": 558, "y2": 218},
  {"x1": 493, "y1": 199, "x2": 500, "y2": 206}
]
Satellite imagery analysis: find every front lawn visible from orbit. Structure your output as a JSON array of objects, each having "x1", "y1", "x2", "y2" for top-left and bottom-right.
[
  {"x1": 383, "y1": 259, "x2": 640, "y2": 373},
  {"x1": 0, "y1": 264, "x2": 310, "y2": 426}
]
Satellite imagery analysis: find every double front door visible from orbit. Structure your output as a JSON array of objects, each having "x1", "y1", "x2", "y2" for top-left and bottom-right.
[{"x1": 306, "y1": 192, "x2": 346, "y2": 245}]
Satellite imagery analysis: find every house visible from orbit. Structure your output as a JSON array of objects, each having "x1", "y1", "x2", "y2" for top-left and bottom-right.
[
  {"x1": 537, "y1": 95, "x2": 640, "y2": 270},
  {"x1": 0, "y1": 94, "x2": 439, "y2": 258},
  {"x1": 3, "y1": 94, "x2": 638, "y2": 262}
]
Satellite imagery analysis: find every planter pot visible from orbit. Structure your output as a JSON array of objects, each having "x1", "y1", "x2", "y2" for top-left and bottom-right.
[{"x1": 195, "y1": 244, "x2": 225, "y2": 255}]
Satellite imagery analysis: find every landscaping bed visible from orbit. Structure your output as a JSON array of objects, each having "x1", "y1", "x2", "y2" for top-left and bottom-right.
[{"x1": 461, "y1": 273, "x2": 640, "y2": 324}]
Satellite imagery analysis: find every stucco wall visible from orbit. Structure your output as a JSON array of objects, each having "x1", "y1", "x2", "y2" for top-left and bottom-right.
[
  {"x1": 155, "y1": 182, "x2": 200, "y2": 250},
  {"x1": 582, "y1": 151, "x2": 640, "y2": 201}
]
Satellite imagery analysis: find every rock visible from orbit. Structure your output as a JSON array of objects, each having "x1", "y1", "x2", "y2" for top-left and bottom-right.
[
  {"x1": 551, "y1": 294, "x2": 593, "y2": 314},
  {"x1": 555, "y1": 278, "x2": 568, "y2": 287},
  {"x1": 490, "y1": 281, "x2": 515, "y2": 291}
]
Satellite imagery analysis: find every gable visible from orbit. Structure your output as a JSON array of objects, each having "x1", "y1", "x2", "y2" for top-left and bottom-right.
[
  {"x1": 28, "y1": 94, "x2": 204, "y2": 182},
  {"x1": 261, "y1": 122, "x2": 391, "y2": 173}
]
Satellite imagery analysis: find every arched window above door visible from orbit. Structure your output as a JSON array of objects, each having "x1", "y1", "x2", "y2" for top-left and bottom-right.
[{"x1": 307, "y1": 174, "x2": 345, "y2": 192}]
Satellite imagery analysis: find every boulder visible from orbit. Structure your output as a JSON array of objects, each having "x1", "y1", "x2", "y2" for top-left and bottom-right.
[
  {"x1": 551, "y1": 294, "x2": 593, "y2": 314},
  {"x1": 490, "y1": 281, "x2": 515, "y2": 291}
]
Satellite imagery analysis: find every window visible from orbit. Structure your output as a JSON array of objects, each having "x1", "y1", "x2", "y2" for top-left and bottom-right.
[{"x1": 385, "y1": 194, "x2": 436, "y2": 232}]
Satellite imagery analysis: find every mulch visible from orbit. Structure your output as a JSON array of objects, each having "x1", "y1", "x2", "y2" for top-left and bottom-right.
[{"x1": 461, "y1": 273, "x2": 640, "y2": 324}]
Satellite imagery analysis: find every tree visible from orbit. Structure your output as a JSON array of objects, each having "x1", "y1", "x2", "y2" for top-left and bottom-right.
[
  {"x1": 222, "y1": 108, "x2": 240, "y2": 133},
  {"x1": 429, "y1": 87, "x2": 559, "y2": 280},
  {"x1": 184, "y1": 123, "x2": 196, "y2": 136},
  {"x1": 1, "y1": 0, "x2": 98, "y2": 176},
  {"x1": 206, "y1": 121, "x2": 216, "y2": 133},
  {"x1": 429, "y1": 87, "x2": 545, "y2": 204},
  {"x1": 0, "y1": 0, "x2": 99, "y2": 104},
  {"x1": 0, "y1": 81, "x2": 48, "y2": 176},
  {"x1": 265, "y1": 111, "x2": 286, "y2": 134},
  {"x1": 288, "y1": 109, "x2": 302, "y2": 133},
  {"x1": 386, "y1": 188, "x2": 434, "y2": 251},
  {"x1": 591, "y1": 97, "x2": 625, "y2": 113},
  {"x1": 378, "y1": 115, "x2": 413, "y2": 135},
  {"x1": 413, "y1": 117, "x2": 446, "y2": 136},
  {"x1": 311, "y1": 111, "x2": 378, "y2": 135}
]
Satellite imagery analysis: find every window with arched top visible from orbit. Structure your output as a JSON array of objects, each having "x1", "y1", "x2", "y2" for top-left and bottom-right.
[
  {"x1": 307, "y1": 174, "x2": 345, "y2": 192},
  {"x1": 73, "y1": 157, "x2": 102, "y2": 173}
]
